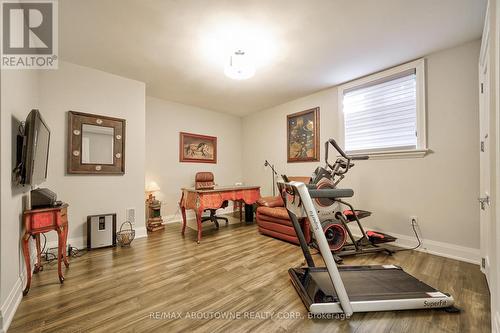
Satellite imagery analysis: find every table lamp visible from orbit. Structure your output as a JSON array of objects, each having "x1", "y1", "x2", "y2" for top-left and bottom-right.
[
  {"x1": 145, "y1": 181, "x2": 160, "y2": 202},
  {"x1": 145, "y1": 181, "x2": 164, "y2": 232}
]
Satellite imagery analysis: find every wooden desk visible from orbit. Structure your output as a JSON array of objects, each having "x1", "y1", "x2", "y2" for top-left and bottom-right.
[
  {"x1": 22, "y1": 204, "x2": 70, "y2": 296},
  {"x1": 179, "y1": 186, "x2": 261, "y2": 243}
]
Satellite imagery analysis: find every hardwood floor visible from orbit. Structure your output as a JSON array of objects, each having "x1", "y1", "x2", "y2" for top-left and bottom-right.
[{"x1": 10, "y1": 217, "x2": 490, "y2": 333}]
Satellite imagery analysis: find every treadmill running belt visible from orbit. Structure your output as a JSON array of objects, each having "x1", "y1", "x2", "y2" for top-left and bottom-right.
[{"x1": 300, "y1": 267, "x2": 441, "y2": 302}]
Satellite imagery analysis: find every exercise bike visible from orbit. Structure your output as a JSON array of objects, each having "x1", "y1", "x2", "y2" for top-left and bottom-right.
[{"x1": 307, "y1": 139, "x2": 397, "y2": 262}]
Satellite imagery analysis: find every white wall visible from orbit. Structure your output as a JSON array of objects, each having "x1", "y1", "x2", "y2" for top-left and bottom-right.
[
  {"x1": 242, "y1": 40, "x2": 481, "y2": 262},
  {"x1": 39, "y1": 61, "x2": 147, "y2": 246},
  {"x1": 0, "y1": 61, "x2": 146, "y2": 331},
  {"x1": 242, "y1": 88, "x2": 337, "y2": 196},
  {"x1": 145, "y1": 96, "x2": 243, "y2": 221},
  {"x1": 0, "y1": 70, "x2": 40, "y2": 332}
]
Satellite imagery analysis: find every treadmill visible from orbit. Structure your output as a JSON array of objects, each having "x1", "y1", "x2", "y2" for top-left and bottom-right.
[{"x1": 280, "y1": 181, "x2": 456, "y2": 317}]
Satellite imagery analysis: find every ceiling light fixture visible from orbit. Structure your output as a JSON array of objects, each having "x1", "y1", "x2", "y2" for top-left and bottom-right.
[{"x1": 224, "y1": 49, "x2": 256, "y2": 80}]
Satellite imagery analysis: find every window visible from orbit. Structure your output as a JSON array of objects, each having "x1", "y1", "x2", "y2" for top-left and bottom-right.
[{"x1": 338, "y1": 59, "x2": 427, "y2": 158}]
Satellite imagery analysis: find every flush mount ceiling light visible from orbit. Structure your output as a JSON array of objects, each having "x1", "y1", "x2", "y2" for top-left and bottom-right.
[
  {"x1": 224, "y1": 49, "x2": 256, "y2": 80},
  {"x1": 200, "y1": 20, "x2": 278, "y2": 80}
]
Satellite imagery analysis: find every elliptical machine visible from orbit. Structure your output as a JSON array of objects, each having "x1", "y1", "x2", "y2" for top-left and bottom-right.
[{"x1": 308, "y1": 139, "x2": 397, "y2": 263}]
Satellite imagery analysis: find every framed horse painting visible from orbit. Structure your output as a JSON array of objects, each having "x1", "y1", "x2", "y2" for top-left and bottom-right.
[{"x1": 179, "y1": 132, "x2": 217, "y2": 163}]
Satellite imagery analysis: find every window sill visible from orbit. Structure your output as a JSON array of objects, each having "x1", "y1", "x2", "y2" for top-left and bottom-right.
[{"x1": 346, "y1": 149, "x2": 429, "y2": 160}]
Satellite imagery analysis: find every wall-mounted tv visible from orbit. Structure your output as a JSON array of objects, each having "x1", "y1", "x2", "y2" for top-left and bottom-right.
[{"x1": 21, "y1": 109, "x2": 50, "y2": 186}]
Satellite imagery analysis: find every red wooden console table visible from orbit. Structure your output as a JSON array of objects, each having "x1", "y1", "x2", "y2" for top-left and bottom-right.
[
  {"x1": 179, "y1": 186, "x2": 261, "y2": 243},
  {"x1": 22, "y1": 204, "x2": 70, "y2": 295}
]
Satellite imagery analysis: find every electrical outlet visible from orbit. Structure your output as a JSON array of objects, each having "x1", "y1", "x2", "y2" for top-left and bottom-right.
[
  {"x1": 126, "y1": 208, "x2": 136, "y2": 226},
  {"x1": 410, "y1": 216, "x2": 418, "y2": 225}
]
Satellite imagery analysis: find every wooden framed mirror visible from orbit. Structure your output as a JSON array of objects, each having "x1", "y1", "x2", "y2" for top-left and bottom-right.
[{"x1": 67, "y1": 111, "x2": 126, "y2": 174}]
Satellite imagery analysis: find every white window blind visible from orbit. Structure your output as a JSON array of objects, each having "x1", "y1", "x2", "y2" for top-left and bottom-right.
[{"x1": 343, "y1": 70, "x2": 417, "y2": 153}]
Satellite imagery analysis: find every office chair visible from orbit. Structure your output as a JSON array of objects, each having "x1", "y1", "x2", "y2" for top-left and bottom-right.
[{"x1": 195, "y1": 172, "x2": 228, "y2": 228}]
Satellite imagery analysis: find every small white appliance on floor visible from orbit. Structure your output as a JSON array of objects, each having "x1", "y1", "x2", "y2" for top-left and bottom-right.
[{"x1": 87, "y1": 213, "x2": 116, "y2": 249}]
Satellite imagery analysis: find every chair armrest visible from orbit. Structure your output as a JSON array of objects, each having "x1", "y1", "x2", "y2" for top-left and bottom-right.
[{"x1": 257, "y1": 196, "x2": 284, "y2": 208}]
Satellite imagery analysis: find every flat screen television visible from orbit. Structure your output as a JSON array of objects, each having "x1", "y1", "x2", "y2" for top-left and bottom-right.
[{"x1": 21, "y1": 109, "x2": 50, "y2": 186}]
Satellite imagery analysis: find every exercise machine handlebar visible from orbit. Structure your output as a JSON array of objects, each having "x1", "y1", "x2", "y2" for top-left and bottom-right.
[
  {"x1": 325, "y1": 139, "x2": 369, "y2": 175},
  {"x1": 351, "y1": 155, "x2": 369, "y2": 160}
]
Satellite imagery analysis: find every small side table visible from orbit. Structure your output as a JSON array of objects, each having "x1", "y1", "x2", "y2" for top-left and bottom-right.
[
  {"x1": 22, "y1": 204, "x2": 70, "y2": 296},
  {"x1": 146, "y1": 195, "x2": 164, "y2": 232}
]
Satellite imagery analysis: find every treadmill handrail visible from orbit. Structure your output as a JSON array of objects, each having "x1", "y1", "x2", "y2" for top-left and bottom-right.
[
  {"x1": 308, "y1": 188, "x2": 354, "y2": 199},
  {"x1": 291, "y1": 181, "x2": 354, "y2": 317}
]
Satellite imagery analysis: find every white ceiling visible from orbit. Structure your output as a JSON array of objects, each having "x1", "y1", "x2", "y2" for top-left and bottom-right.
[{"x1": 60, "y1": 0, "x2": 487, "y2": 116}]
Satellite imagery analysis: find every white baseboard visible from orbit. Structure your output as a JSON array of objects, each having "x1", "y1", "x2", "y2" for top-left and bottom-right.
[
  {"x1": 162, "y1": 212, "x2": 479, "y2": 264},
  {"x1": 163, "y1": 212, "x2": 189, "y2": 224},
  {"x1": 389, "y1": 231, "x2": 480, "y2": 264},
  {"x1": 0, "y1": 277, "x2": 23, "y2": 333},
  {"x1": 46, "y1": 236, "x2": 85, "y2": 250},
  {"x1": 135, "y1": 226, "x2": 147, "y2": 239},
  {"x1": 49, "y1": 223, "x2": 479, "y2": 264},
  {"x1": 351, "y1": 230, "x2": 480, "y2": 265},
  {"x1": 162, "y1": 207, "x2": 237, "y2": 225},
  {"x1": 481, "y1": 255, "x2": 490, "y2": 278},
  {"x1": 0, "y1": 238, "x2": 39, "y2": 332},
  {"x1": 494, "y1": 311, "x2": 500, "y2": 333},
  {"x1": 45, "y1": 226, "x2": 148, "y2": 250}
]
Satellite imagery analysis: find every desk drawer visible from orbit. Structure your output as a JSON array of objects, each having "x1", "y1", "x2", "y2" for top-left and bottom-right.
[{"x1": 32, "y1": 212, "x2": 56, "y2": 229}]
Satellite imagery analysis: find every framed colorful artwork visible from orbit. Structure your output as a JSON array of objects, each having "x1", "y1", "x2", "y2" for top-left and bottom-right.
[
  {"x1": 287, "y1": 107, "x2": 320, "y2": 162},
  {"x1": 179, "y1": 132, "x2": 217, "y2": 163}
]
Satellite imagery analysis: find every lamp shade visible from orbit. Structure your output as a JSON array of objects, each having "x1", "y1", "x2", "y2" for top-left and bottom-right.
[{"x1": 145, "y1": 181, "x2": 161, "y2": 193}]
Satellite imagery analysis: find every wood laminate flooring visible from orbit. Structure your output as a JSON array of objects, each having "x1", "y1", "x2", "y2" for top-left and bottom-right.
[{"x1": 10, "y1": 217, "x2": 490, "y2": 333}]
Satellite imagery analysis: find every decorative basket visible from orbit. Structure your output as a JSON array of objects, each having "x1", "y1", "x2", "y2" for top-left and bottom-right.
[{"x1": 116, "y1": 221, "x2": 135, "y2": 247}]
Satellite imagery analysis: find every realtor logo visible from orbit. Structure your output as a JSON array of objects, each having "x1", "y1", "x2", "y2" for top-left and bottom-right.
[{"x1": 1, "y1": 0, "x2": 58, "y2": 69}]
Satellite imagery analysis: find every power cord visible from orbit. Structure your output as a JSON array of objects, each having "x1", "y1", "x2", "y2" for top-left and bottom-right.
[
  {"x1": 39, "y1": 233, "x2": 88, "y2": 264},
  {"x1": 40, "y1": 234, "x2": 58, "y2": 265},
  {"x1": 43, "y1": 248, "x2": 58, "y2": 265},
  {"x1": 67, "y1": 245, "x2": 87, "y2": 258},
  {"x1": 393, "y1": 218, "x2": 422, "y2": 252},
  {"x1": 41, "y1": 233, "x2": 47, "y2": 254},
  {"x1": 43, "y1": 246, "x2": 87, "y2": 265}
]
